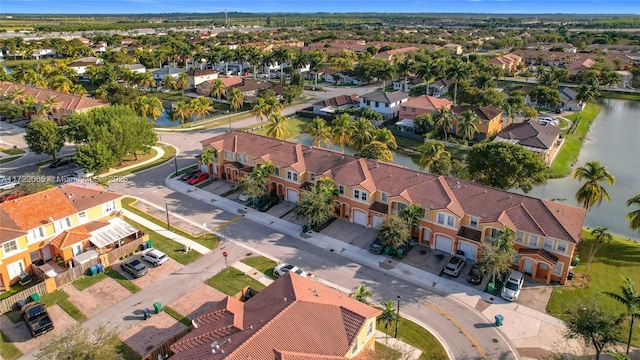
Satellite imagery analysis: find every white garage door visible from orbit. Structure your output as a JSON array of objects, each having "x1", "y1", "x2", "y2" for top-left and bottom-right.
[
  {"x1": 434, "y1": 235, "x2": 453, "y2": 254},
  {"x1": 372, "y1": 215, "x2": 385, "y2": 228},
  {"x1": 287, "y1": 189, "x2": 299, "y2": 202},
  {"x1": 458, "y1": 241, "x2": 478, "y2": 261},
  {"x1": 353, "y1": 210, "x2": 368, "y2": 226}
]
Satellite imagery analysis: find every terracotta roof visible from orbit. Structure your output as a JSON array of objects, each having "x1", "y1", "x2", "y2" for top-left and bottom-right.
[
  {"x1": 203, "y1": 76, "x2": 243, "y2": 88},
  {"x1": 50, "y1": 225, "x2": 91, "y2": 249},
  {"x1": 170, "y1": 273, "x2": 380, "y2": 360},
  {"x1": 495, "y1": 120, "x2": 560, "y2": 151},
  {"x1": 0, "y1": 82, "x2": 109, "y2": 112},
  {"x1": 518, "y1": 248, "x2": 558, "y2": 264},
  {"x1": 452, "y1": 104, "x2": 503, "y2": 121},
  {"x1": 401, "y1": 95, "x2": 451, "y2": 112},
  {"x1": 313, "y1": 94, "x2": 360, "y2": 108},
  {"x1": 567, "y1": 58, "x2": 596, "y2": 72}
]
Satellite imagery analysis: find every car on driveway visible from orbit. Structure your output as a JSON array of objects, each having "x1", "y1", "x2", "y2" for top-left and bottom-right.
[
  {"x1": 273, "y1": 263, "x2": 306, "y2": 277},
  {"x1": 501, "y1": 270, "x2": 524, "y2": 301},
  {"x1": 368, "y1": 238, "x2": 385, "y2": 254},
  {"x1": 466, "y1": 264, "x2": 484, "y2": 284},
  {"x1": 238, "y1": 192, "x2": 251, "y2": 202},
  {"x1": 188, "y1": 172, "x2": 209, "y2": 185},
  {"x1": 180, "y1": 169, "x2": 200, "y2": 181},
  {"x1": 141, "y1": 248, "x2": 169, "y2": 266},
  {"x1": 121, "y1": 258, "x2": 148, "y2": 278},
  {"x1": 443, "y1": 251, "x2": 467, "y2": 277},
  {"x1": 49, "y1": 157, "x2": 74, "y2": 168}
]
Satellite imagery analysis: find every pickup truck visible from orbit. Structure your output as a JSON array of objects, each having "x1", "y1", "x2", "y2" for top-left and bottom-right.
[{"x1": 21, "y1": 302, "x2": 54, "y2": 337}]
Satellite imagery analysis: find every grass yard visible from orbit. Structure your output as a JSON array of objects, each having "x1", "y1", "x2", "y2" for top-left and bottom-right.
[
  {"x1": 41, "y1": 290, "x2": 86, "y2": 322},
  {"x1": 0, "y1": 281, "x2": 32, "y2": 301},
  {"x1": 122, "y1": 197, "x2": 218, "y2": 250},
  {"x1": 379, "y1": 314, "x2": 449, "y2": 360},
  {"x1": 163, "y1": 306, "x2": 192, "y2": 327},
  {"x1": 547, "y1": 230, "x2": 640, "y2": 346},
  {"x1": 548, "y1": 103, "x2": 600, "y2": 178},
  {"x1": 250, "y1": 116, "x2": 313, "y2": 139},
  {"x1": 103, "y1": 145, "x2": 176, "y2": 178},
  {"x1": 205, "y1": 267, "x2": 266, "y2": 296},
  {"x1": 0, "y1": 331, "x2": 22, "y2": 360},
  {"x1": 72, "y1": 272, "x2": 107, "y2": 291},
  {"x1": 104, "y1": 268, "x2": 141, "y2": 294},
  {"x1": 240, "y1": 256, "x2": 277, "y2": 279},
  {"x1": 0, "y1": 147, "x2": 26, "y2": 156},
  {"x1": 123, "y1": 217, "x2": 202, "y2": 265}
]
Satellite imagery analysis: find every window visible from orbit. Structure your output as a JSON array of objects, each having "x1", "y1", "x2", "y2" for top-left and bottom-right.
[
  {"x1": 78, "y1": 211, "x2": 87, "y2": 223},
  {"x1": 73, "y1": 243, "x2": 83, "y2": 256},
  {"x1": 366, "y1": 320, "x2": 374, "y2": 337},
  {"x1": 31, "y1": 226, "x2": 45, "y2": 240},
  {"x1": 397, "y1": 203, "x2": 408, "y2": 213},
  {"x1": 381, "y1": 193, "x2": 388, "y2": 203},
  {"x1": 286, "y1": 171, "x2": 298, "y2": 182},
  {"x1": 366, "y1": 100, "x2": 371, "y2": 106},
  {"x1": 59, "y1": 217, "x2": 72, "y2": 230},
  {"x1": 375, "y1": 101, "x2": 379, "y2": 107},
  {"x1": 354, "y1": 190, "x2": 367, "y2": 201},
  {"x1": 223, "y1": 150, "x2": 233, "y2": 160},
  {"x1": 351, "y1": 340, "x2": 359, "y2": 356},
  {"x1": 338, "y1": 185, "x2": 344, "y2": 195},
  {"x1": 274, "y1": 167, "x2": 280, "y2": 176},
  {"x1": 402, "y1": 106, "x2": 407, "y2": 111},
  {"x1": 103, "y1": 201, "x2": 116, "y2": 214},
  {"x1": 469, "y1": 217, "x2": 479, "y2": 228},
  {"x1": 529, "y1": 234, "x2": 539, "y2": 247},
  {"x1": 384, "y1": 103, "x2": 389, "y2": 107},
  {"x1": 6, "y1": 260, "x2": 25, "y2": 279},
  {"x1": 361, "y1": 192, "x2": 367, "y2": 201},
  {"x1": 239, "y1": 153, "x2": 248, "y2": 164},
  {"x1": 411, "y1": 107, "x2": 416, "y2": 113},
  {"x1": 490, "y1": 228, "x2": 503, "y2": 239},
  {"x1": 516, "y1": 231, "x2": 524, "y2": 243},
  {"x1": 556, "y1": 241, "x2": 567, "y2": 253},
  {"x1": 511, "y1": 254, "x2": 520, "y2": 265},
  {"x1": 543, "y1": 238, "x2": 553, "y2": 250},
  {"x1": 437, "y1": 213, "x2": 456, "y2": 228},
  {"x1": 552, "y1": 262, "x2": 563, "y2": 276},
  {"x1": 3, "y1": 240, "x2": 18, "y2": 254}
]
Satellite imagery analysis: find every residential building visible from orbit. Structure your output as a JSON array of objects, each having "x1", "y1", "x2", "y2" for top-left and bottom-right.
[
  {"x1": 443, "y1": 43, "x2": 463, "y2": 55},
  {"x1": 0, "y1": 82, "x2": 109, "y2": 124},
  {"x1": 312, "y1": 94, "x2": 360, "y2": 116},
  {"x1": 119, "y1": 63, "x2": 146, "y2": 74},
  {"x1": 558, "y1": 87, "x2": 585, "y2": 111},
  {"x1": 567, "y1": 58, "x2": 597, "y2": 76},
  {"x1": 359, "y1": 91, "x2": 408, "y2": 121},
  {"x1": 374, "y1": 46, "x2": 419, "y2": 62},
  {"x1": 393, "y1": 75, "x2": 425, "y2": 93},
  {"x1": 494, "y1": 120, "x2": 562, "y2": 165},
  {"x1": 199, "y1": 131, "x2": 587, "y2": 285},
  {"x1": 527, "y1": 43, "x2": 577, "y2": 53},
  {"x1": 185, "y1": 69, "x2": 219, "y2": 88},
  {"x1": 196, "y1": 76, "x2": 243, "y2": 97},
  {"x1": 67, "y1": 57, "x2": 103, "y2": 75},
  {"x1": 428, "y1": 79, "x2": 452, "y2": 97},
  {"x1": 170, "y1": 272, "x2": 381, "y2": 359},
  {"x1": 229, "y1": 79, "x2": 276, "y2": 103},
  {"x1": 396, "y1": 95, "x2": 452, "y2": 133},
  {"x1": 334, "y1": 70, "x2": 364, "y2": 85},
  {"x1": 451, "y1": 104, "x2": 504, "y2": 140},
  {"x1": 152, "y1": 66, "x2": 187, "y2": 82},
  {"x1": 0, "y1": 184, "x2": 142, "y2": 290},
  {"x1": 489, "y1": 53, "x2": 523, "y2": 73}
]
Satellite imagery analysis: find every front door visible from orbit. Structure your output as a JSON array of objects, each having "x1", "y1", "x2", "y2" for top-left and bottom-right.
[{"x1": 523, "y1": 258, "x2": 534, "y2": 275}]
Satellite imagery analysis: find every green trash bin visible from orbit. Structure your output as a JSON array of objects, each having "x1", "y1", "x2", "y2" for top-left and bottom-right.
[
  {"x1": 31, "y1": 293, "x2": 40, "y2": 302},
  {"x1": 146, "y1": 240, "x2": 153, "y2": 249},
  {"x1": 153, "y1": 302, "x2": 162, "y2": 314},
  {"x1": 487, "y1": 282, "x2": 495, "y2": 294},
  {"x1": 383, "y1": 246, "x2": 391, "y2": 256},
  {"x1": 396, "y1": 247, "x2": 405, "y2": 259}
]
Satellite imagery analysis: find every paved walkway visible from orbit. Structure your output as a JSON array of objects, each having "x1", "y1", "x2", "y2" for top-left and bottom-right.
[
  {"x1": 233, "y1": 261, "x2": 275, "y2": 287},
  {"x1": 375, "y1": 330, "x2": 422, "y2": 360},
  {"x1": 99, "y1": 145, "x2": 165, "y2": 177}
]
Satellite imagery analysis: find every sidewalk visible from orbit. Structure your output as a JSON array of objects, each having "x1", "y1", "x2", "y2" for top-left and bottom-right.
[
  {"x1": 375, "y1": 331, "x2": 422, "y2": 360},
  {"x1": 99, "y1": 145, "x2": 165, "y2": 177},
  {"x1": 166, "y1": 177, "x2": 582, "y2": 359}
]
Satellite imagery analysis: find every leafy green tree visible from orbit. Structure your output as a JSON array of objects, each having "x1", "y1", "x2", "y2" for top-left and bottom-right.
[
  {"x1": 357, "y1": 141, "x2": 393, "y2": 162},
  {"x1": 281, "y1": 85, "x2": 303, "y2": 104},
  {"x1": 399, "y1": 203, "x2": 424, "y2": 238},
  {"x1": 467, "y1": 142, "x2": 548, "y2": 193},
  {"x1": 95, "y1": 83, "x2": 138, "y2": 107},
  {"x1": 75, "y1": 141, "x2": 117, "y2": 173},
  {"x1": 351, "y1": 285, "x2": 373, "y2": 304},
  {"x1": 530, "y1": 86, "x2": 561, "y2": 108},
  {"x1": 24, "y1": 119, "x2": 64, "y2": 160},
  {"x1": 604, "y1": 277, "x2": 640, "y2": 356},
  {"x1": 414, "y1": 113, "x2": 435, "y2": 134},
  {"x1": 377, "y1": 214, "x2": 410, "y2": 250},
  {"x1": 418, "y1": 141, "x2": 448, "y2": 174},
  {"x1": 377, "y1": 300, "x2": 401, "y2": 343},
  {"x1": 295, "y1": 178, "x2": 337, "y2": 229},
  {"x1": 36, "y1": 325, "x2": 121, "y2": 360},
  {"x1": 626, "y1": 193, "x2": 640, "y2": 233},
  {"x1": 477, "y1": 227, "x2": 517, "y2": 286},
  {"x1": 573, "y1": 161, "x2": 616, "y2": 211},
  {"x1": 305, "y1": 117, "x2": 332, "y2": 147},
  {"x1": 564, "y1": 297, "x2": 621, "y2": 360},
  {"x1": 265, "y1": 113, "x2": 289, "y2": 140},
  {"x1": 238, "y1": 161, "x2": 275, "y2": 202},
  {"x1": 522, "y1": 106, "x2": 538, "y2": 120}
]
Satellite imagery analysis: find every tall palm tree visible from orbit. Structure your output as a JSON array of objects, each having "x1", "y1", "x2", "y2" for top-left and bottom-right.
[
  {"x1": 418, "y1": 141, "x2": 448, "y2": 173},
  {"x1": 416, "y1": 59, "x2": 440, "y2": 95},
  {"x1": 375, "y1": 61, "x2": 395, "y2": 90},
  {"x1": 71, "y1": 84, "x2": 87, "y2": 96},
  {"x1": 273, "y1": 47, "x2": 294, "y2": 85},
  {"x1": 351, "y1": 285, "x2": 373, "y2": 304},
  {"x1": 265, "y1": 96, "x2": 283, "y2": 117},
  {"x1": 626, "y1": 193, "x2": 640, "y2": 233},
  {"x1": 576, "y1": 83, "x2": 598, "y2": 104},
  {"x1": 50, "y1": 75, "x2": 73, "y2": 93},
  {"x1": 174, "y1": 101, "x2": 192, "y2": 127},
  {"x1": 176, "y1": 72, "x2": 189, "y2": 95},
  {"x1": 457, "y1": 110, "x2": 481, "y2": 141},
  {"x1": 445, "y1": 59, "x2": 471, "y2": 105},
  {"x1": 399, "y1": 203, "x2": 424, "y2": 238},
  {"x1": 349, "y1": 118, "x2": 375, "y2": 152},
  {"x1": 372, "y1": 128, "x2": 397, "y2": 150},
  {"x1": 162, "y1": 74, "x2": 177, "y2": 90},
  {"x1": 377, "y1": 300, "x2": 400, "y2": 343},
  {"x1": 200, "y1": 148, "x2": 217, "y2": 175},
  {"x1": 196, "y1": 97, "x2": 214, "y2": 120},
  {"x1": 604, "y1": 277, "x2": 640, "y2": 356},
  {"x1": 331, "y1": 113, "x2": 354, "y2": 153},
  {"x1": 145, "y1": 96, "x2": 163, "y2": 122},
  {"x1": 42, "y1": 96, "x2": 58, "y2": 119},
  {"x1": 209, "y1": 79, "x2": 227, "y2": 100},
  {"x1": 584, "y1": 226, "x2": 614, "y2": 272},
  {"x1": 396, "y1": 57, "x2": 414, "y2": 93},
  {"x1": 136, "y1": 71, "x2": 156, "y2": 90},
  {"x1": 265, "y1": 113, "x2": 289, "y2": 140},
  {"x1": 228, "y1": 87, "x2": 244, "y2": 114},
  {"x1": 473, "y1": 72, "x2": 495, "y2": 90},
  {"x1": 432, "y1": 107, "x2": 455, "y2": 141},
  {"x1": 133, "y1": 96, "x2": 150, "y2": 118},
  {"x1": 21, "y1": 95, "x2": 37, "y2": 118},
  {"x1": 251, "y1": 97, "x2": 269, "y2": 123},
  {"x1": 573, "y1": 161, "x2": 616, "y2": 210},
  {"x1": 305, "y1": 117, "x2": 332, "y2": 147}
]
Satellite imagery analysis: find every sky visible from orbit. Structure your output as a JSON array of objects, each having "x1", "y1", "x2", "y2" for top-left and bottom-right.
[{"x1": 1, "y1": 0, "x2": 639, "y2": 15}]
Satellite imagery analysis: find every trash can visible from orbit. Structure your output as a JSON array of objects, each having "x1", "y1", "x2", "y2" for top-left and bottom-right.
[
  {"x1": 495, "y1": 314, "x2": 504, "y2": 326},
  {"x1": 96, "y1": 263, "x2": 104, "y2": 273},
  {"x1": 567, "y1": 270, "x2": 574, "y2": 280},
  {"x1": 140, "y1": 242, "x2": 148, "y2": 251},
  {"x1": 143, "y1": 308, "x2": 151, "y2": 320},
  {"x1": 16, "y1": 299, "x2": 26, "y2": 309},
  {"x1": 487, "y1": 282, "x2": 495, "y2": 294},
  {"x1": 396, "y1": 247, "x2": 405, "y2": 259},
  {"x1": 153, "y1": 302, "x2": 162, "y2": 314},
  {"x1": 146, "y1": 240, "x2": 153, "y2": 249},
  {"x1": 30, "y1": 293, "x2": 40, "y2": 302},
  {"x1": 89, "y1": 265, "x2": 98, "y2": 276}
]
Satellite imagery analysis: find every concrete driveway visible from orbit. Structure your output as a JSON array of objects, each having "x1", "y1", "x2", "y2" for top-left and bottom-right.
[
  {"x1": 119, "y1": 312, "x2": 187, "y2": 357},
  {"x1": 167, "y1": 283, "x2": 226, "y2": 320},
  {"x1": 113, "y1": 257, "x2": 183, "y2": 289},
  {"x1": 65, "y1": 278, "x2": 132, "y2": 318}
]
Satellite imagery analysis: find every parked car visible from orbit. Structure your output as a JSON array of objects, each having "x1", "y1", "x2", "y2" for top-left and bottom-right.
[
  {"x1": 0, "y1": 190, "x2": 27, "y2": 203},
  {"x1": 21, "y1": 302, "x2": 54, "y2": 338},
  {"x1": 273, "y1": 263, "x2": 307, "y2": 277},
  {"x1": 141, "y1": 248, "x2": 169, "y2": 266},
  {"x1": 180, "y1": 169, "x2": 200, "y2": 181},
  {"x1": 49, "y1": 157, "x2": 74, "y2": 168},
  {"x1": 258, "y1": 197, "x2": 279, "y2": 212},
  {"x1": 188, "y1": 172, "x2": 209, "y2": 185},
  {"x1": 238, "y1": 192, "x2": 251, "y2": 202},
  {"x1": 368, "y1": 238, "x2": 385, "y2": 254},
  {"x1": 0, "y1": 175, "x2": 18, "y2": 191},
  {"x1": 466, "y1": 264, "x2": 484, "y2": 284},
  {"x1": 121, "y1": 258, "x2": 148, "y2": 278},
  {"x1": 443, "y1": 251, "x2": 467, "y2": 277},
  {"x1": 501, "y1": 270, "x2": 524, "y2": 302}
]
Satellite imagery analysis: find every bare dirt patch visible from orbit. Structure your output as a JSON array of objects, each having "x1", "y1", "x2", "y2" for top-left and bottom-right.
[
  {"x1": 167, "y1": 283, "x2": 226, "y2": 320},
  {"x1": 119, "y1": 312, "x2": 187, "y2": 357},
  {"x1": 570, "y1": 273, "x2": 590, "y2": 289},
  {"x1": 65, "y1": 278, "x2": 132, "y2": 318}
]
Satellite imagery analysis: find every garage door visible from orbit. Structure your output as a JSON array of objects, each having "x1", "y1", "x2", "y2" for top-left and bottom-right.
[
  {"x1": 353, "y1": 209, "x2": 368, "y2": 226},
  {"x1": 458, "y1": 241, "x2": 478, "y2": 261},
  {"x1": 372, "y1": 215, "x2": 385, "y2": 228},
  {"x1": 434, "y1": 235, "x2": 453, "y2": 254},
  {"x1": 287, "y1": 189, "x2": 299, "y2": 202}
]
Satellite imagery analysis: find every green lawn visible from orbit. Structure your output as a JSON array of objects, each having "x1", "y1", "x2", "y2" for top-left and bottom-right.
[
  {"x1": 250, "y1": 116, "x2": 314, "y2": 139},
  {"x1": 0, "y1": 148, "x2": 26, "y2": 156},
  {"x1": 0, "y1": 331, "x2": 22, "y2": 360},
  {"x1": 163, "y1": 306, "x2": 192, "y2": 327},
  {"x1": 240, "y1": 256, "x2": 277, "y2": 279},
  {"x1": 102, "y1": 145, "x2": 176, "y2": 178},
  {"x1": 104, "y1": 268, "x2": 141, "y2": 294},
  {"x1": 547, "y1": 230, "x2": 640, "y2": 346},
  {"x1": 72, "y1": 272, "x2": 107, "y2": 291},
  {"x1": 41, "y1": 290, "x2": 86, "y2": 322},
  {"x1": 548, "y1": 103, "x2": 600, "y2": 178},
  {"x1": 379, "y1": 314, "x2": 449, "y2": 360},
  {"x1": 122, "y1": 197, "x2": 218, "y2": 250},
  {"x1": 123, "y1": 217, "x2": 202, "y2": 265},
  {"x1": 205, "y1": 267, "x2": 266, "y2": 296},
  {"x1": 0, "y1": 281, "x2": 32, "y2": 300}
]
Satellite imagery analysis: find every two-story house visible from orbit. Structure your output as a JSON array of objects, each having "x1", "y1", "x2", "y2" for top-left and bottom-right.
[
  {"x1": 494, "y1": 120, "x2": 562, "y2": 166},
  {"x1": 489, "y1": 53, "x2": 523, "y2": 73},
  {"x1": 396, "y1": 95, "x2": 452, "y2": 133},
  {"x1": 359, "y1": 91, "x2": 408, "y2": 121},
  {"x1": 0, "y1": 184, "x2": 140, "y2": 291},
  {"x1": 393, "y1": 75, "x2": 425, "y2": 93},
  {"x1": 428, "y1": 79, "x2": 453, "y2": 98},
  {"x1": 185, "y1": 69, "x2": 219, "y2": 88},
  {"x1": 451, "y1": 104, "x2": 504, "y2": 141},
  {"x1": 199, "y1": 131, "x2": 587, "y2": 285}
]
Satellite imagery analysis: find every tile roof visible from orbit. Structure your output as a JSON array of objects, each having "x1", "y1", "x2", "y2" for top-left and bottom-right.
[
  {"x1": 518, "y1": 248, "x2": 559, "y2": 264},
  {"x1": 186, "y1": 69, "x2": 219, "y2": 77},
  {"x1": 452, "y1": 104, "x2": 503, "y2": 121},
  {"x1": 204, "y1": 76, "x2": 243, "y2": 88},
  {"x1": 50, "y1": 225, "x2": 91, "y2": 249},
  {"x1": 0, "y1": 82, "x2": 109, "y2": 112},
  {"x1": 313, "y1": 94, "x2": 360, "y2": 108},
  {"x1": 0, "y1": 184, "x2": 122, "y2": 244},
  {"x1": 201, "y1": 131, "x2": 586, "y2": 243},
  {"x1": 494, "y1": 120, "x2": 560, "y2": 151},
  {"x1": 401, "y1": 95, "x2": 452, "y2": 112},
  {"x1": 360, "y1": 91, "x2": 408, "y2": 104},
  {"x1": 170, "y1": 273, "x2": 380, "y2": 360}
]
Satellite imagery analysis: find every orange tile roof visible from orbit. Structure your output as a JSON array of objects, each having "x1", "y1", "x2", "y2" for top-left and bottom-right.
[
  {"x1": 0, "y1": 82, "x2": 109, "y2": 113},
  {"x1": 50, "y1": 225, "x2": 91, "y2": 249},
  {"x1": 401, "y1": 95, "x2": 452, "y2": 112}
]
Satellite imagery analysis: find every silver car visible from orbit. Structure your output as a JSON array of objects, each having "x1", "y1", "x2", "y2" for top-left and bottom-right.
[{"x1": 501, "y1": 270, "x2": 524, "y2": 301}]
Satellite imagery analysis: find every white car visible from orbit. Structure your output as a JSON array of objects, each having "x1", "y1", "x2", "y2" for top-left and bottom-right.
[
  {"x1": 0, "y1": 176, "x2": 18, "y2": 191},
  {"x1": 273, "y1": 263, "x2": 307, "y2": 277},
  {"x1": 443, "y1": 253, "x2": 467, "y2": 277},
  {"x1": 501, "y1": 270, "x2": 524, "y2": 302},
  {"x1": 141, "y1": 248, "x2": 169, "y2": 266},
  {"x1": 238, "y1": 192, "x2": 251, "y2": 202},
  {"x1": 538, "y1": 117, "x2": 559, "y2": 126}
]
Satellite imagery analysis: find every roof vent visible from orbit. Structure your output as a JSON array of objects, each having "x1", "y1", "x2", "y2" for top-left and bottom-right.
[
  {"x1": 283, "y1": 297, "x2": 287, "y2": 302},
  {"x1": 483, "y1": 190, "x2": 487, "y2": 194},
  {"x1": 313, "y1": 289, "x2": 319, "y2": 297}
]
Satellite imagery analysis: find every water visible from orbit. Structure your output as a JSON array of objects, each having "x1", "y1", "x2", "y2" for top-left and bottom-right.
[
  {"x1": 1, "y1": 66, "x2": 12, "y2": 74},
  {"x1": 152, "y1": 109, "x2": 180, "y2": 127}
]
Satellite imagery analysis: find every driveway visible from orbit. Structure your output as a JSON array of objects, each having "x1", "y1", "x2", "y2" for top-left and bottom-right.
[
  {"x1": 113, "y1": 257, "x2": 183, "y2": 289},
  {"x1": 65, "y1": 278, "x2": 132, "y2": 318},
  {"x1": 167, "y1": 283, "x2": 226, "y2": 320},
  {"x1": 119, "y1": 312, "x2": 187, "y2": 357}
]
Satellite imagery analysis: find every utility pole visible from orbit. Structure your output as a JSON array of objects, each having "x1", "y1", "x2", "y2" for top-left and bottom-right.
[{"x1": 225, "y1": 9, "x2": 228, "y2": 28}]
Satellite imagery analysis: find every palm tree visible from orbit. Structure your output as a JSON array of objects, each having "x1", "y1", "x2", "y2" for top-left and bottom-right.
[
  {"x1": 162, "y1": 75, "x2": 177, "y2": 91},
  {"x1": 399, "y1": 203, "x2": 424, "y2": 238},
  {"x1": 251, "y1": 97, "x2": 269, "y2": 123},
  {"x1": 457, "y1": 110, "x2": 481, "y2": 141},
  {"x1": 331, "y1": 113, "x2": 354, "y2": 152},
  {"x1": 538, "y1": 71, "x2": 558, "y2": 88},
  {"x1": 377, "y1": 300, "x2": 400, "y2": 343},
  {"x1": 174, "y1": 101, "x2": 192, "y2": 127},
  {"x1": 418, "y1": 141, "x2": 447, "y2": 173},
  {"x1": 42, "y1": 96, "x2": 58, "y2": 119},
  {"x1": 50, "y1": 75, "x2": 73, "y2": 93},
  {"x1": 372, "y1": 128, "x2": 397, "y2": 150},
  {"x1": 445, "y1": 59, "x2": 471, "y2": 105},
  {"x1": 196, "y1": 97, "x2": 214, "y2": 121},
  {"x1": 136, "y1": 71, "x2": 156, "y2": 90},
  {"x1": 473, "y1": 72, "x2": 495, "y2": 90},
  {"x1": 573, "y1": 161, "x2": 616, "y2": 210},
  {"x1": 305, "y1": 117, "x2": 332, "y2": 147},
  {"x1": 71, "y1": 84, "x2": 87, "y2": 96},
  {"x1": 584, "y1": 226, "x2": 614, "y2": 272},
  {"x1": 200, "y1": 148, "x2": 217, "y2": 175},
  {"x1": 176, "y1": 72, "x2": 189, "y2": 95},
  {"x1": 351, "y1": 285, "x2": 373, "y2": 304},
  {"x1": 375, "y1": 61, "x2": 395, "y2": 90},
  {"x1": 626, "y1": 193, "x2": 640, "y2": 233},
  {"x1": 396, "y1": 57, "x2": 414, "y2": 93},
  {"x1": 265, "y1": 113, "x2": 289, "y2": 140},
  {"x1": 576, "y1": 83, "x2": 599, "y2": 104},
  {"x1": 146, "y1": 96, "x2": 163, "y2": 122},
  {"x1": 295, "y1": 178, "x2": 337, "y2": 229},
  {"x1": 349, "y1": 118, "x2": 375, "y2": 152},
  {"x1": 133, "y1": 96, "x2": 150, "y2": 118},
  {"x1": 604, "y1": 277, "x2": 640, "y2": 356},
  {"x1": 272, "y1": 47, "x2": 294, "y2": 85},
  {"x1": 228, "y1": 87, "x2": 244, "y2": 114},
  {"x1": 432, "y1": 107, "x2": 455, "y2": 141},
  {"x1": 209, "y1": 79, "x2": 227, "y2": 100},
  {"x1": 265, "y1": 96, "x2": 283, "y2": 117}
]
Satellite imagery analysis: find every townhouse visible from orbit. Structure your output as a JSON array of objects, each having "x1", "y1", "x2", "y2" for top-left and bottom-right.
[
  {"x1": 199, "y1": 131, "x2": 586, "y2": 285},
  {"x1": 489, "y1": 53, "x2": 523, "y2": 73},
  {"x1": 0, "y1": 184, "x2": 142, "y2": 291}
]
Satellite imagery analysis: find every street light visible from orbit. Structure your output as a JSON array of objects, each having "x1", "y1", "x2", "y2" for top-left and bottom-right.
[
  {"x1": 173, "y1": 154, "x2": 178, "y2": 176},
  {"x1": 394, "y1": 295, "x2": 401, "y2": 338},
  {"x1": 164, "y1": 200, "x2": 170, "y2": 230}
]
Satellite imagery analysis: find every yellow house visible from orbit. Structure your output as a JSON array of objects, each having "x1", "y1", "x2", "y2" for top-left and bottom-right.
[
  {"x1": 452, "y1": 104, "x2": 504, "y2": 141},
  {"x1": 0, "y1": 183, "x2": 129, "y2": 291}
]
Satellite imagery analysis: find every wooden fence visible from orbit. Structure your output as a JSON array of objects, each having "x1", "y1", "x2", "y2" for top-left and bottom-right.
[
  {"x1": 105, "y1": 235, "x2": 147, "y2": 264},
  {"x1": 0, "y1": 281, "x2": 48, "y2": 314},
  {"x1": 52, "y1": 257, "x2": 101, "y2": 288},
  {"x1": 142, "y1": 326, "x2": 192, "y2": 360}
]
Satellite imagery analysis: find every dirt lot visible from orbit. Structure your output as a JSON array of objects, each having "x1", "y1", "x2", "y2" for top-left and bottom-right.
[
  {"x1": 119, "y1": 312, "x2": 187, "y2": 357},
  {"x1": 65, "y1": 278, "x2": 132, "y2": 318},
  {"x1": 167, "y1": 283, "x2": 226, "y2": 320},
  {"x1": 1, "y1": 305, "x2": 78, "y2": 354},
  {"x1": 113, "y1": 257, "x2": 183, "y2": 289}
]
